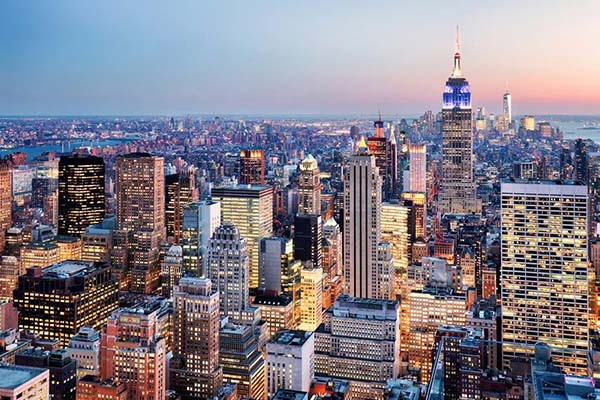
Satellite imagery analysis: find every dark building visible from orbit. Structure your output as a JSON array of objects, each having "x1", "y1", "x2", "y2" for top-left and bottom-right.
[
  {"x1": 293, "y1": 214, "x2": 322, "y2": 269},
  {"x1": 165, "y1": 170, "x2": 197, "y2": 243},
  {"x1": 13, "y1": 260, "x2": 119, "y2": 348},
  {"x1": 574, "y1": 138, "x2": 589, "y2": 185},
  {"x1": 15, "y1": 348, "x2": 76, "y2": 400},
  {"x1": 560, "y1": 147, "x2": 574, "y2": 181},
  {"x1": 367, "y1": 117, "x2": 397, "y2": 200},
  {"x1": 58, "y1": 154, "x2": 105, "y2": 236},
  {"x1": 239, "y1": 149, "x2": 265, "y2": 185}
]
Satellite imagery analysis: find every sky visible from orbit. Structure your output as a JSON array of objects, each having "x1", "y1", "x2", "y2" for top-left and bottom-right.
[{"x1": 1, "y1": 0, "x2": 599, "y2": 116}]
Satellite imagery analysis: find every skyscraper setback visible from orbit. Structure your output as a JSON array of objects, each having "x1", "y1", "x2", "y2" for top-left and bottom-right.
[{"x1": 439, "y1": 29, "x2": 478, "y2": 214}]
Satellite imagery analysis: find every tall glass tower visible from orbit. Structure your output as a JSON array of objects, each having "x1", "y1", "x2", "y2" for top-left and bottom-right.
[{"x1": 439, "y1": 28, "x2": 478, "y2": 214}]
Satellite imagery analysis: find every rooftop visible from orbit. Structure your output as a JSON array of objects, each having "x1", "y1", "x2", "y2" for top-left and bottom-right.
[
  {"x1": 0, "y1": 364, "x2": 47, "y2": 390},
  {"x1": 273, "y1": 389, "x2": 308, "y2": 400},
  {"x1": 43, "y1": 260, "x2": 98, "y2": 277},
  {"x1": 270, "y1": 329, "x2": 312, "y2": 346}
]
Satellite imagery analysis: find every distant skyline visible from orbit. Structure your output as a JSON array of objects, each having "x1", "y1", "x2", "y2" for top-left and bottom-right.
[{"x1": 2, "y1": 0, "x2": 599, "y2": 116}]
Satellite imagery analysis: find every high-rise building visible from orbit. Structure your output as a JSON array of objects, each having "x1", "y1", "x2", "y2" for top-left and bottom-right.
[
  {"x1": 239, "y1": 149, "x2": 265, "y2": 185},
  {"x1": 115, "y1": 153, "x2": 165, "y2": 293},
  {"x1": 258, "y1": 237, "x2": 302, "y2": 322},
  {"x1": 165, "y1": 168, "x2": 198, "y2": 243},
  {"x1": 381, "y1": 203, "x2": 409, "y2": 296},
  {"x1": 160, "y1": 244, "x2": 183, "y2": 297},
  {"x1": 0, "y1": 256, "x2": 21, "y2": 299},
  {"x1": 58, "y1": 155, "x2": 105, "y2": 236},
  {"x1": 293, "y1": 214, "x2": 322, "y2": 269},
  {"x1": 170, "y1": 278, "x2": 222, "y2": 399},
  {"x1": 21, "y1": 240, "x2": 60, "y2": 270},
  {"x1": 373, "y1": 242, "x2": 395, "y2": 300},
  {"x1": 299, "y1": 264, "x2": 323, "y2": 331},
  {"x1": 81, "y1": 220, "x2": 113, "y2": 263},
  {"x1": 501, "y1": 181, "x2": 589, "y2": 375},
  {"x1": 343, "y1": 137, "x2": 382, "y2": 298},
  {"x1": 574, "y1": 138, "x2": 589, "y2": 185},
  {"x1": 15, "y1": 348, "x2": 77, "y2": 400},
  {"x1": 253, "y1": 293, "x2": 296, "y2": 338},
  {"x1": 66, "y1": 326, "x2": 100, "y2": 378},
  {"x1": 211, "y1": 185, "x2": 273, "y2": 289},
  {"x1": 100, "y1": 300, "x2": 168, "y2": 400},
  {"x1": 408, "y1": 144, "x2": 426, "y2": 194},
  {"x1": 181, "y1": 200, "x2": 221, "y2": 277},
  {"x1": 503, "y1": 89, "x2": 512, "y2": 127},
  {"x1": 207, "y1": 224, "x2": 249, "y2": 321},
  {"x1": 219, "y1": 322, "x2": 266, "y2": 400},
  {"x1": 439, "y1": 29, "x2": 477, "y2": 214},
  {"x1": 367, "y1": 118, "x2": 396, "y2": 200},
  {"x1": 13, "y1": 261, "x2": 118, "y2": 348},
  {"x1": 297, "y1": 154, "x2": 322, "y2": 215},
  {"x1": 408, "y1": 286, "x2": 466, "y2": 383},
  {"x1": 0, "y1": 364, "x2": 49, "y2": 400},
  {"x1": 314, "y1": 295, "x2": 399, "y2": 392},
  {"x1": 0, "y1": 160, "x2": 12, "y2": 252},
  {"x1": 266, "y1": 330, "x2": 314, "y2": 398},
  {"x1": 520, "y1": 115, "x2": 535, "y2": 132},
  {"x1": 401, "y1": 192, "x2": 427, "y2": 241},
  {"x1": 56, "y1": 235, "x2": 82, "y2": 262}
]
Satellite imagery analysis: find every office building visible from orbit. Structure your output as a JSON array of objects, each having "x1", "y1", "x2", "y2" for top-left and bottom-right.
[
  {"x1": 56, "y1": 235, "x2": 82, "y2": 262},
  {"x1": 408, "y1": 144, "x2": 426, "y2": 194},
  {"x1": 297, "y1": 154, "x2": 322, "y2": 215},
  {"x1": 160, "y1": 244, "x2": 183, "y2": 297},
  {"x1": 401, "y1": 192, "x2": 427, "y2": 241},
  {"x1": 520, "y1": 115, "x2": 535, "y2": 132},
  {"x1": 343, "y1": 137, "x2": 382, "y2": 298},
  {"x1": 408, "y1": 286, "x2": 466, "y2": 382},
  {"x1": 314, "y1": 295, "x2": 399, "y2": 391},
  {"x1": 211, "y1": 185, "x2": 273, "y2": 289},
  {"x1": 259, "y1": 236, "x2": 301, "y2": 295},
  {"x1": 219, "y1": 321, "x2": 266, "y2": 400},
  {"x1": 503, "y1": 89, "x2": 512, "y2": 127},
  {"x1": 15, "y1": 348, "x2": 76, "y2": 400},
  {"x1": 207, "y1": 224, "x2": 250, "y2": 321},
  {"x1": 574, "y1": 138, "x2": 589, "y2": 185},
  {"x1": 100, "y1": 300, "x2": 168, "y2": 400},
  {"x1": 165, "y1": 168, "x2": 198, "y2": 243},
  {"x1": 76, "y1": 376, "x2": 128, "y2": 400},
  {"x1": 373, "y1": 242, "x2": 395, "y2": 300},
  {"x1": 439, "y1": 30, "x2": 477, "y2": 214},
  {"x1": 0, "y1": 364, "x2": 49, "y2": 400},
  {"x1": 13, "y1": 261, "x2": 118, "y2": 348},
  {"x1": 367, "y1": 117, "x2": 396, "y2": 200},
  {"x1": 115, "y1": 153, "x2": 165, "y2": 293},
  {"x1": 58, "y1": 155, "x2": 105, "y2": 236},
  {"x1": 0, "y1": 256, "x2": 21, "y2": 299},
  {"x1": 299, "y1": 264, "x2": 323, "y2": 331},
  {"x1": 21, "y1": 241, "x2": 60, "y2": 270},
  {"x1": 181, "y1": 200, "x2": 221, "y2": 277},
  {"x1": 170, "y1": 277, "x2": 222, "y2": 399},
  {"x1": 266, "y1": 330, "x2": 314, "y2": 398},
  {"x1": 293, "y1": 214, "x2": 322, "y2": 269},
  {"x1": 253, "y1": 293, "x2": 296, "y2": 338},
  {"x1": 81, "y1": 219, "x2": 114, "y2": 263},
  {"x1": 501, "y1": 181, "x2": 589, "y2": 375},
  {"x1": 0, "y1": 160, "x2": 11, "y2": 252},
  {"x1": 66, "y1": 326, "x2": 100, "y2": 378},
  {"x1": 239, "y1": 149, "x2": 265, "y2": 185},
  {"x1": 381, "y1": 203, "x2": 409, "y2": 296}
]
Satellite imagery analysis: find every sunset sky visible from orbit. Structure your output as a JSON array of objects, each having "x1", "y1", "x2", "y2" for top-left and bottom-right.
[{"x1": 1, "y1": 0, "x2": 599, "y2": 116}]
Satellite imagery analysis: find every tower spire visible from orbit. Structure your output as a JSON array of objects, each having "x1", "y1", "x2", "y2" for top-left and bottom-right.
[{"x1": 451, "y1": 25, "x2": 462, "y2": 78}]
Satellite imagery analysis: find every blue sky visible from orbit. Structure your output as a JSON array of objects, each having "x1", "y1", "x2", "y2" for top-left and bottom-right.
[{"x1": 1, "y1": 1, "x2": 599, "y2": 116}]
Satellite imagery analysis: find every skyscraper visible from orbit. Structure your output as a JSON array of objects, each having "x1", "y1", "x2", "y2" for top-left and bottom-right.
[
  {"x1": 239, "y1": 149, "x2": 265, "y2": 185},
  {"x1": 501, "y1": 181, "x2": 589, "y2": 375},
  {"x1": 381, "y1": 202, "x2": 410, "y2": 297},
  {"x1": 14, "y1": 261, "x2": 118, "y2": 348},
  {"x1": 211, "y1": 185, "x2": 273, "y2": 289},
  {"x1": 165, "y1": 168, "x2": 198, "y2": 243},
  {"x1": 367, "y1": 117, "x2": 396, "y2": 200},
  {"x1": 408, "y1": 144, "x2": 426, "y2": 194},
  {"x1": 170, "y1": 277, "x2": 222, "y2": 399},
  {"x1": 115, "y1": 153, "x2": 165, "y2": 293},
  {"x1": 439, "y1": 28, "x2": 478, "y2": 214},
  {"x1": 293, "y1": 214, "x2": 322, "y2": 269},
  {"x1": 297, "y1": 154, "x2": 322, "y2": 215},
  {"x1": 343, "y1": 137, "x2": 382, "y2": 298},
  {"x1": 0, "y1": 161, "x2": 12, "y2": 253},
  {"x1": 181, "y1": 200, "x2": 221, "y2": 277},
  {"x1": 574, "y1": 138, "x2": 589, "y2": 185},
  {"x1": 207, "y1": 224, "x2": 249, "y2": 321},
  {"x1": 503, "y1": 88, "x2": 512, "y2": 127},
  {"x1": 58, "y1": 154, "x2": 105, "y2": 236}
]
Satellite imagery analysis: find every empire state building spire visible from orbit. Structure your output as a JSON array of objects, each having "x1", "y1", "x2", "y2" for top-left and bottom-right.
[{"x1": 451, "y1": 25, "x2": 462, "y2": 78}]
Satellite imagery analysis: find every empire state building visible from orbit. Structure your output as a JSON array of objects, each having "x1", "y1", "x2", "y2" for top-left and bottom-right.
[{"x1": 439, "y1": 28, "x2": 480, "y2": 214}]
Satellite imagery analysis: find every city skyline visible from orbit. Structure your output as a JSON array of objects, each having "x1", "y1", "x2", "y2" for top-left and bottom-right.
[{"x1": 2, "y1": 1, "x2": 600, "y2": 116}]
